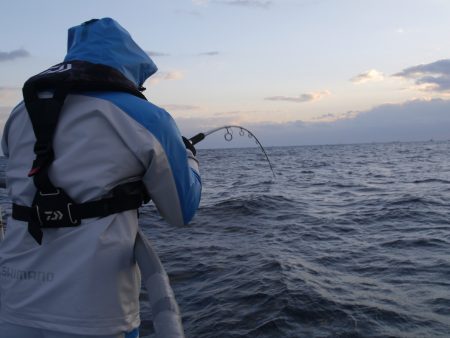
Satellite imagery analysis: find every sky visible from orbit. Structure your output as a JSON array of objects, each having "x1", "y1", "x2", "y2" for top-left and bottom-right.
[{"x1": 1, "y1": 0, "x2": 450, "y2": 148}]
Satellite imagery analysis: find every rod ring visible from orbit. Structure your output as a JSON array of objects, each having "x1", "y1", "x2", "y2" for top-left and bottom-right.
[{"x1": 224, "y1": 128, "x2": 233, "y2": 141}]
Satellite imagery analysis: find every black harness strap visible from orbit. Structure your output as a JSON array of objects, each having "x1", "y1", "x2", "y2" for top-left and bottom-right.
[
  {"x1": 25, "y1": 88, "x2": 67, "y2": 190},
  {"x1": 12, "y1": 182, "x2": 147, "y2": 225},
  {"x1": 14, "y1": 61, "x2": 149, "y2": 244}
]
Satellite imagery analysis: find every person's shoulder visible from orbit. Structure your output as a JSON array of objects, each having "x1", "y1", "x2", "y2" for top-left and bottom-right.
[
  {"x1": 85, "y1": 91, "x2": 174, "y2": 130},
  {"x1": 83, "y1": 91, "x2": 166, "y2": 115}
]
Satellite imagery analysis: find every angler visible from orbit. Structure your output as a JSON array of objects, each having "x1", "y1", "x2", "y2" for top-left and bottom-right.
[{"x1": 0, "y1": 18, "x2": 201, "y2": 338}]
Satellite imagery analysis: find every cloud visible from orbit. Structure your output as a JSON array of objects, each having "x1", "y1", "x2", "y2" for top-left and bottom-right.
[
  {"x1": 0, "y1": 48, "x2": 30, "y2": 62},
  {"x1": 261, "y1": 99, "x2": 450, "y2": 146},
  {"x1": 197, "y1": 51, "x2": 220, "y2": 56},
  {"x1": 175, "y1": 98, "x2": 450, "y2": 148},
  {"x1": 147, "y1": 70, "x2": 184, "y2": 86},
  {"x1": 161, "y1": 104, "x2": 200, "y2": 111},
  {"x1": 265, "y1": 90, "x2": 330, "y2": 103},
  {"x1": 394, "y1": 59, "x2": 450, "y2": 92},
  {"x1": 351, "y1": 69, "x2": 384, "y2": 84},
  {"x1": 146, "y1": 51, "x2": 170, "y2": 57},
  {"x1": 312, "y1": 113, "x2": 336, "y2": 121}
]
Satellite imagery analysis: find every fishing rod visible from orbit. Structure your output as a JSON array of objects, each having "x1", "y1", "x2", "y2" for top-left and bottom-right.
[
  {"x1": 189, "y1": 125, "x2": 276, "y2": 178},
  {"x1": 0, "y1": 126, "x2": 273, "y2": 337}
]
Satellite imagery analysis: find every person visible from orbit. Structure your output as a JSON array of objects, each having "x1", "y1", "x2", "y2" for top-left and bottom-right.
[{"x1": 0, "y1": 18, "x2": 202, "y2": 338}]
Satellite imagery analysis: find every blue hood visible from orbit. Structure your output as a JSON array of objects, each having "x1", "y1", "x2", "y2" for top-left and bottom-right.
[{"x1": 64, "y1": 18, "x2": 157, "y2": 87}]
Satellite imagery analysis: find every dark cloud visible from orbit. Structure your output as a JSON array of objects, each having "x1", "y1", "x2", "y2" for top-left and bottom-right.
[
  {"x1": 176, "y1": 99, "x2": 450, "y2": 148},
  {"x1": 260, "y1": 99, "x2": 450, "y2": 146},
  {"x1": 265, "y1": 91, "x2": 330, "y2": 103},
  {"x1": 146, "y1": 51, "x2": 170, "y2": 57},
  {"x1": 213, "y1": 0, "x2": 272, "y2": 8},
  {"x1": 416, "y1": 75, "x2": 450, "y2": 91},
  {"x1": 197, "y1": 51, "x2": 220, "y2": 56},
  {"x1": 394, "y1": 59, "x2": 450, "y2": 92},
  {"x1": 265, "y1": 94, "x2": 316, "y2": 103},
  {"x1": 0, "y1": 49, "x2": 30, "y2": 62},
  {"x1": 313, "y1": 113, "x2": 336, "y2": 120}
]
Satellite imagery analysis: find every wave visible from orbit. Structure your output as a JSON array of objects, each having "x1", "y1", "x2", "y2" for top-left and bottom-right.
[
  {"x1": 411, "y1": 178, "x2": 450, "y2": 184},
  {"x1": 203, "y1": 194, "x2": 298, "y2": 217},
  {"x1": 380, "y1": 237, "x2": 450, "y2": 249}
]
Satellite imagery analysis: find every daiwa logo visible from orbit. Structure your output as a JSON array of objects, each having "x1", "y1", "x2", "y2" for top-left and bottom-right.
[
  {"x1": 40, "y1": 63, "x2": 72, "y2": 75},
  {"x1": 44, "y1": 210, "x2": 64, "y2": 221}
]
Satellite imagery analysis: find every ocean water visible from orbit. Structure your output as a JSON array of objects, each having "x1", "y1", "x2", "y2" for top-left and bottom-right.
[{"x1": 1, "y1": 141, "x2": 450, "y2": 337}]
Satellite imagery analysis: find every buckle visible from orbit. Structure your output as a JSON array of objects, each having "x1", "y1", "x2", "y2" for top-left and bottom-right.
[
  {"x1": 33, "y1": 188, "x2": 81, "y2": 228},
  {"x1": 67, "y1": 203, "x2": 80, "y2": 225},
  {"x1": 39, "y1": 189, "x2": 60, "y2": 196}
]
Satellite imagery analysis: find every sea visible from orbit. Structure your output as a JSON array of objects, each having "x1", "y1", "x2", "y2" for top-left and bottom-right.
[{"x1": 1, "y1": 141, "x2": 449, "y2": 338}]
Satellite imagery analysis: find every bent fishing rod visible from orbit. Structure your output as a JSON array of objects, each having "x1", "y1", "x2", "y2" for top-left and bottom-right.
[
  {"x1": 189, "y1": 125, "x2": 276, "y2": 178},
  {"x1": 0, "y1": 126, "x2": 273, "y2": 338}
]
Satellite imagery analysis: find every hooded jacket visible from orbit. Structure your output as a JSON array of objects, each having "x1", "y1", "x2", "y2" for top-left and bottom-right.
[{"x1": 0, "y1": 18, "x2": 201, "y2": 335}]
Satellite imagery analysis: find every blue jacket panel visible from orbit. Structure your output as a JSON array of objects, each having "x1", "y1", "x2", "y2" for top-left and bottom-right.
[{"x1": 85, "y1": 91, "x2": 202, "y2": 224}]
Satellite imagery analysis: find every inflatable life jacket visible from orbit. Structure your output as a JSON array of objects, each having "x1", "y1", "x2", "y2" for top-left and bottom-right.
[{"x1": 12, "y1": 61, "x2": 150, "y2": 244}]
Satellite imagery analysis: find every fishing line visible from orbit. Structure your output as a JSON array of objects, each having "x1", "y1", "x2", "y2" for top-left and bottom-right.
[{"x1": 189, "y1": 125, "x2": 276, "y2": 178}]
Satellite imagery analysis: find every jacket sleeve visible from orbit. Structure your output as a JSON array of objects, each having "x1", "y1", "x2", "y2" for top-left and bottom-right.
[{"x1": 140, "y1": 112, "x2": 202, "y2": 226}]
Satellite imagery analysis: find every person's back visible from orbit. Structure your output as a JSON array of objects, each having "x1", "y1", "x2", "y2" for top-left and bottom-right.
[{"x1": 0, "y1": 18, "x2": 201, "y2": 338}]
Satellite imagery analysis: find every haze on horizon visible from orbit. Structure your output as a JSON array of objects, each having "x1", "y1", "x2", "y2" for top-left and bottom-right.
[{"x1": 1, "y1": 0, "x2": 450, "y2": 149}]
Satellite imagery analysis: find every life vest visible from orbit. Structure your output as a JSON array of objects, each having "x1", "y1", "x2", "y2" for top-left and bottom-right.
[{"x1": 12, "y1": 61, "x2": 150, "y2": 244}]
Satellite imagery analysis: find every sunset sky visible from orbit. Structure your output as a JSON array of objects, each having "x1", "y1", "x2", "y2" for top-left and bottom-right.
[{"x1": 1, "y1": 0, "x2": 450, "y2": 147}]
